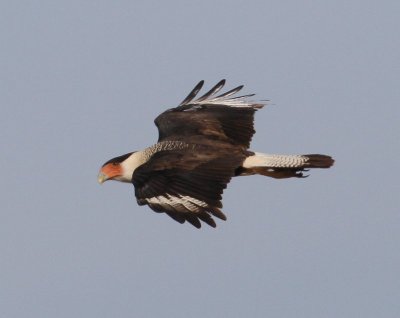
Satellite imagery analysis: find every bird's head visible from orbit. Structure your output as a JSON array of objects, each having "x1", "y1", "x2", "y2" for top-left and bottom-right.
[{"x1": 98, "y1": 152, "x2": 135, "y2": 184}]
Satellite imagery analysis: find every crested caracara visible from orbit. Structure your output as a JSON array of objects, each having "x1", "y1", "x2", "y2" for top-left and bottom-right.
[{"x1": 98, "y1": 80, "x2": 334, "y2": 228}]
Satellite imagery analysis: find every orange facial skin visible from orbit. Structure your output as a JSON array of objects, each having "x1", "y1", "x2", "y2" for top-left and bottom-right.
[{"x1": 98, "y1": 163, "x2": 122, "y2": 183}]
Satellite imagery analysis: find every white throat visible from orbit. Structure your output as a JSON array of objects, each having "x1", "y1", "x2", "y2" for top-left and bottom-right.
[{"x1": 119, "y1": 151, "x2": 146, "y2": 182}]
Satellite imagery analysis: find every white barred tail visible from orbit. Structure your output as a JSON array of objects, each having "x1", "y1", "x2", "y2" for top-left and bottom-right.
[{"x1": 241, "y1": 152, "x2": 334, "y2": 179}]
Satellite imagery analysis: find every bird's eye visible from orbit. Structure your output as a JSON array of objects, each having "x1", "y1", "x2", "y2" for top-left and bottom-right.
[{"x1": 112, "y1": 162, "x2": 119, "y2": 166}]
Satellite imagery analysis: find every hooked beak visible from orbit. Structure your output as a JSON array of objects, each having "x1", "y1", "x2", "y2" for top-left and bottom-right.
[{"x1": 97, "y1": 172, "x2": 108, "y2": 184}]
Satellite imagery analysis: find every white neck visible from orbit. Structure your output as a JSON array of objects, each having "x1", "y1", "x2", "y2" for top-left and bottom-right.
[{"x1": 118, "y1": 150, "x2": 146, "y2": 182}]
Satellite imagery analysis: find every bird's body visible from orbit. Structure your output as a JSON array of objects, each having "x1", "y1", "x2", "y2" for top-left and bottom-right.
[{"x1": 98, "y1": 80, "x2": 334, "y2": 228}]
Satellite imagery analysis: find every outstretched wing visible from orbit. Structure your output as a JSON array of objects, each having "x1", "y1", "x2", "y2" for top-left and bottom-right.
[
  {"x1": 154, "y1": 80, "x2": 266, "y2": 149},
  {"x1": 132, "y1": 147, "x2": 246, "y2": 228}
]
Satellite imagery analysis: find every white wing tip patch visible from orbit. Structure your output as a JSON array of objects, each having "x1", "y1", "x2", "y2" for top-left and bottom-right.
[{"x1": 192, "y1": 96, "x2": 265, "y2": 108}]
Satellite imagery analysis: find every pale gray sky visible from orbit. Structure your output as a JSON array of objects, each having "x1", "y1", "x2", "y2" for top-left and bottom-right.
[{"x1": 1, "y1": 1, "x2": 399, "y2": 317}]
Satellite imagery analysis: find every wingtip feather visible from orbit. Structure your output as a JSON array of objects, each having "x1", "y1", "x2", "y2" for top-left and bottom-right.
[{"x1": 179, "y1": 80, "x2": 205, "y2": 106}]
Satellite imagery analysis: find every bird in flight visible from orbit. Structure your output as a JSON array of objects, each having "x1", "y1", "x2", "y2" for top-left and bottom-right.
[{"x1": 98, "y1": 80, "x2": 334, "y2": 228}]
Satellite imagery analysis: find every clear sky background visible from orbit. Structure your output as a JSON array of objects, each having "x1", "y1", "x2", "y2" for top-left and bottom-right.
[{"x1": 1, "y1": 1, "x2": 399, "y2": 317}]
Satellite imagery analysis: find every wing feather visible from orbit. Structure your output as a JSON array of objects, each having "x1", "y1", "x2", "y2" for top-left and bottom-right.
[
  {"x1": 178, "y1": 80, "x2": 204, "y2": 106},
  {"x1": 213, "y1": 85, "x2": 244, "y2": 99},
  {"x1": 132, "y1": 148, "x2": 245, "y2": 228},
  {"x1": 195, "y1": 79, "x2": 225, "y2": 102},
  {"x1": 155, "y1": 80, "x2": 266, "y2": 148}
]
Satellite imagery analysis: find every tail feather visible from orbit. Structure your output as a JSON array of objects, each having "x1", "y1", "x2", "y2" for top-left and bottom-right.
[
  {"x1": 302, "y1": 154, "x2": 334, "y2": 168},
  {"x1": 239, "y1": 152, "x2": 334, "y2": 179}
]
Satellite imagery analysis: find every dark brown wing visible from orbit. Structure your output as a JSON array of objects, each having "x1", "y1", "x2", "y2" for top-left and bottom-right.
[
  {"x1": 132, "y1": 147, "x2": 246, "y2": 228},
  {"x1": 154, "y1": 80, "x2": 265, "y2": 149}
]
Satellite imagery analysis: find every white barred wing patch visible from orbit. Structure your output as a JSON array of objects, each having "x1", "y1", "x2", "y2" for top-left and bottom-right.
[{"x1": 145, "y1": 194, "x2": 208, "y2": 213}]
